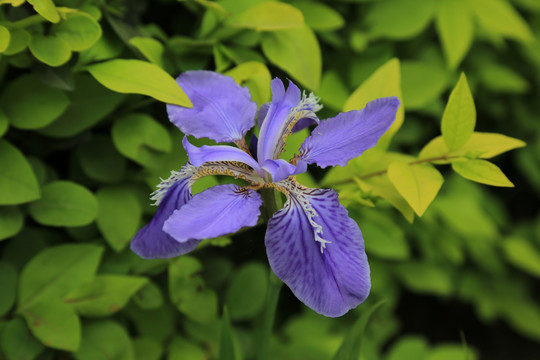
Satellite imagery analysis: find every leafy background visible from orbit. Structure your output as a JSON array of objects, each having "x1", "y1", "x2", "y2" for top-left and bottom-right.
[{"x1": 0, "y1": 0, "x2": 539, "y2": 359}]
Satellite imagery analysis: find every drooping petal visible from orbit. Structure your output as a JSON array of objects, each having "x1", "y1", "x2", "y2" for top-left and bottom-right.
[
  {"x1": 262, "y1": 159, "x2": 297, "y2": 182},
  {"x1": 167, "y1": 71, "x2": 257, "y2": 142},
  {"x1": 265, "y1": 180, "x2": 370, "y2": 317},
  {"x1": 183, "y1": 137, "x2": 262, "y2": 174},
  {"x1": 131, "y1": 165, "x2": 200, "y2": 259},
  {"x1": 164, "y1": 184, "x2": 262, "y2": 242},
  {"x1": 298, "y1": 97, "x2": 400, "y2": 168}
]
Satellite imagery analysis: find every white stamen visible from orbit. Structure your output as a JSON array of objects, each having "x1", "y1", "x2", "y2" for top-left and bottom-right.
[
  {"x1": 150, "y1": 164, "x2": 197, "y2": 206},
  {"x1": 292, "y1": 91, "x2": 323, "y2": 114}
]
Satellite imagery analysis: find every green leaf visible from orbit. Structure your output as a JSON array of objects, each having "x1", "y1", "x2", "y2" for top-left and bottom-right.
[
  {"x1": 387, "y1": 162, "x2": 443, "y2": 217},
  {"x1": 39, "y1": 74, "x2": 126, "y2": 138},
  {"x1": 478, "y1": 62, "x2": 529, "y2": 93},
  {"x1": 290, "y1": 1, "x2": 344, "y2": 31},
  {"x1": 218, "y1": 308, "x2": 235, "y2": 360},
  {"x1": 96, "y1": 186, "x2": 142, "y2": 252},
  {"x1": 435, "y1": 0, "x2": 474, "y2": 68},
  {"x1": 27, "y1": 0, "x2": 60, "y2": 23},
  {"x1": 261, "y1": 25, "x2": 321, "y2": 90},
  {"x1": 419, "y1": 132, "x2": 526, "y2": 162},
  {"x1": 129, "y1": 37, "x2": 165, "y2": 68},
  {"x1": 3, "y1": 28, "x2": 31, "y2": 55},
  {"x1": 74, "y1": 320, "x2": 134, "y2": 360},
  {"x1": 133, "y1": 338, "x2": 162, "y2": 360},
  {"x1": 344, "y1": 58, "x2": 403, "y2": 150},
  {"x1": 333, "y1": 300, "x2": 386, "y2": 360},
  {"x1": 360, "y1": 211, "x2": 409, "y2": 260},
  {"x1": 78, "y1": 136, "x2": 127, "y2": 183},
  {"x1": 427, "y1": 345, "x2": 477, "y2": 360},
  {"x1": 0, "y1": 317, "x2": 44, "y2": 360},
  {"x1": 21, "y1": 299, "x2": 81, "y2": 351},
  {"x1": 226, "y1": 262, "x2": 268, "y2": 320},
  {"x1": 53, "y1": 12, "x2": 102, "y2": 51},
  {"x1": 386, "y1": 336, "x2": 429, "y2": 360},
  {"x1": 0, "y1": 25, "x2": 10, "y2": 53},
  {"x1": 34, "y1": 63, "x2": 75, "y2": 91},
  {"x1": 394, "y1": 262, "x2": 453, "y2": 295},
  {"x1": 401, "y1": 60, "x2": 449, "y2": 109},
  {"x1": 29, "y1": 34, "x2": 72, "y2": 67},
  {"x1": 87, "y1": 59, "x2": 192, "y2": 107},
  {"x1": 502, "y1": 237, "x2": 540, "y2": 278},
  {"x1": 441, "y1": 73, "x2": 476, "y2": 151},
  {"x1": 366, "y1": 0, "x2": 436, "y2": 40},
  {"x1": 0, "y1": 262, "x2": 17, "y2": 316},
  {"x1": 228, "y1": 1, "x2": 304, "y2": 30},
  {"x1": 65, "y1": 275, "x2": 147, "y2": 317},
  {"x1": 225, "y1": 61, "x2": 272, "y2": 106},
  {"x1": 0, "y1": 141, "x2": 40, "y2": 205},
  {"x1": 0, "y1": 109, "x2": 8, "y2": 138},
  {"x1": 133, "y1": 281, "x2": 164, "y2": 310},
  {"x1": 169, "y1": 257, "x2": 218, "y2": 323},
  {"x1": 318, "y1": 71, "x2": 349, "y2": 111},
  {"x1": 18, "y1": 244, "x2": 103, "y2": 309},
  {"x1": 452, "y1": 159, "x2": 513, "y2": 187},
  {"x1": 0, "y1": 206, "x2": 24, "y2": 241},
  {"x1": 169, "y1": 336, "x2": 208, "y2": 360},
  {"x1": 0, "y1": 74, "x2": 70, "y2": 130},
  {"x1": 29, "y1": 181, "x2": 99, "y2": 227},
  {"x1": 111, "y1": 113, "x2": 172, "y2": 167},
  {"x1": 471, "y1": 0, "x2": 533, "y2": 43}
]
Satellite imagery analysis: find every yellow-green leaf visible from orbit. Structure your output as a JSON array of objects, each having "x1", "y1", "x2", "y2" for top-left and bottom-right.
[
  {"x1": 228, "y1": 1, "x2": 304, "y2": 31},
  {"x1": 87, "y1": 59, "x2": 192, "y2": 107},
  {"x1": 261, "y1": 25, "x2": 321, "y2": 90},
  {"x1": 0, "y1": 25, "x2": 10, "y2": 53},
  {"x1": 225, "y1": 61, "x2": 271, "y2": 106},
  {"x1": 29, "y1": 34, "x2": 72, "y2": 67},
  {"x1": 357, "y1": 176, "x2": 415, "y2": 223},
  {"x1": 53, "y1": 12, "x2": 102, "y2": 51},
  {"x1": 3, "y1": 28, "x2": 31, "y2": 55},
  {"x1": 129, "y1": 37, "x2": 165, "y2": 68},
  {"x1": 387, "y1": 162, "x2": 443, "y2": 216},
  {"x1": 441, "y1": 73, "x2": 476, "y2": 151},
  {"x1": 471, "y1": 0, "x2": 534, "y2": 43},
  {"x1": 27, "y1": 0, "x2": 60, "y2": 23},
  {"x1": 452, "y1": 159, "x2": 514, "y2": 187},
  {"x1": 290, "y1": 0, "x2": 344, "y2": 31},
  {"x1": 344, "y1": 58, "x2": 403, "y2": 150},
  {"x1": 435, "y1": 0, "x2": 474, "y2": 68},
  {"x1": 502, "y1": 237, "x2": 540, "y2": 278}
]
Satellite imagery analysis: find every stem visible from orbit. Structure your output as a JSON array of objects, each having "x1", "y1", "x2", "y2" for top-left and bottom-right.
[
  {"x1": 257, "y1": 271, "x2": 282, "y2": 360},
  {"x1": 334, "y1": 154, "x2": 461, "y2": 185},
  {"x1": 260, "y1": 188, "x2": 282, "y2": 222},
  {"x1": 11, "y1": 15, "x2": 47, "y2": 29}
]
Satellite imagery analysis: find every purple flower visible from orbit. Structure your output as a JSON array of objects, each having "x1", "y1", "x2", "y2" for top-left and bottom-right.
[{"x1": 131, "y1": 71, "x2": 400, "y2": 317}]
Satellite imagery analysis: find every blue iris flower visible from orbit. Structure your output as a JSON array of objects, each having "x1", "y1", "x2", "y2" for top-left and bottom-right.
[{"x1": 131, "y1": 71, "x2": 400, "y2": 317}]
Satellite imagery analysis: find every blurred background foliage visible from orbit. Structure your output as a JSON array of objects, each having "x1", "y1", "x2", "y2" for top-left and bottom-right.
[{"x1": 0, "y1": 0, "x2": 539, "y2": 359}]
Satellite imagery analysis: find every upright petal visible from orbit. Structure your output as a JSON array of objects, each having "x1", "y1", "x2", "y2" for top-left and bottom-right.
[
  {"x1": 164, "y1": 184, "x2": 262, "y2": 242},
  {"x1": 183, "y1": 137, "x2": 262, "y2": 174},
  {"x1": 265, "y1": 180, "x2": 370, "y2": 317},
  {"x1": 167, "y1": 71, "x2": 257, "y2": 142},
  {"x1": 131, "y1": 165, "x2": 200, "y2": 259},
  {"x1": 298, "y1": 97, "x2": 400, "y2": 168}
]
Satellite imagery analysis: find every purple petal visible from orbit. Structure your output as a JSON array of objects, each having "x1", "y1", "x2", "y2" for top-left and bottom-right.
[
  {"x1": 163, "y1": 184, "x2": 262, "y2": 242},
  {"x1": 262, "y1": 159, "x2": 296, "y2": 182},
  {"x1": 167, "y1": 71, "x2": 257, "y2": 142},
  {"x1": 183, "y1": 137, "x2": 262, "y2": 174},
  {"x1": 131, "y1": 166, "x2": 200, "y2": 259},
  {"x1": 257, "y1": 79, "x2": 301, "y2": 163},
  {"x1": 298, "y1": 97, "x2": 400, "y2": 168},
  {"x1": 257, "y1": 79, "x2": 322, "y2": 163},
  {"x1": 256, "y1": 103, "x2": 270, "y2": 129},
  {"x1": 265, "y1": 180, "x2": 370, "y2": 317}
]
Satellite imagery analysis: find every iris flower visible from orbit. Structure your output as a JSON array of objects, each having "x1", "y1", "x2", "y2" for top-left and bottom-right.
[{"x1": 131, "y1": 71, "x2": 400, "y2": 317}]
